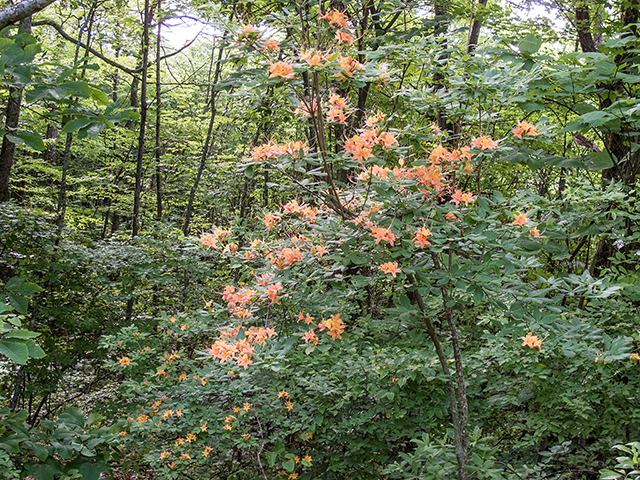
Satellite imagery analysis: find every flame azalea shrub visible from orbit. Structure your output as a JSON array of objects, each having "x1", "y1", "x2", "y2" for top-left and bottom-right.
[{"x1": 99, "y1": 8, "x2": 640, "y2": 480}]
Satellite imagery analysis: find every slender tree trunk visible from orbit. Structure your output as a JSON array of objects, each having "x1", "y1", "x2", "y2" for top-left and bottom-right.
[
  {"x1": 132, "y1": 0, "x2": 150, "y2": 237},
  {"x1": 154, "y1": 0, "x2": 163, "y2": 220},
  {"x1": 182, "y1": 38, "x2": 226, "y2": 235},
  {"x1": 0, "y1": 17, "x2": 31, "y2": 202},
  {"x1": 466, "y1": 0, "x2": 488, "y2": 53}
]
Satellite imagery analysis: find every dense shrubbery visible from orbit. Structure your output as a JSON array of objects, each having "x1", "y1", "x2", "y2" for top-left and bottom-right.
[{"x1": 1, "y1": 0, "x2": 640, "y2": 479}]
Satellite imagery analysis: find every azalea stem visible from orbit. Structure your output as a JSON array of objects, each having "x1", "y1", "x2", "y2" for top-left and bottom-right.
[{"x1": 406, "y1": 273, "x2": 468, "y2": 480}]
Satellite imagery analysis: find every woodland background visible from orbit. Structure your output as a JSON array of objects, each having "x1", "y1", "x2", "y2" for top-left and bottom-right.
[{"x1": 0, "y1": 0, "x2": 640, "y2": 479}]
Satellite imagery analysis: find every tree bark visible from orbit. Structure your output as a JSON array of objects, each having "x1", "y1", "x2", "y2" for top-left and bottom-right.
[
  {"x1": 0, "y1": 17, "x2": 31, "y2": 203},
  {"x1": 182, "y1": 37, "x2": 226, "y2": 235},
  {"x1": 132, "y1": 0, "x2": 150, "y2": 237},
  {"x1": 154, "y1": 0, "x2": 163, "y2": 220},
  {"x1": 0, "y1": 0, "x2": 56, "y2": 31},
  {"x1": 466, "y1": 0, "x2": 488, "y2": 54}
]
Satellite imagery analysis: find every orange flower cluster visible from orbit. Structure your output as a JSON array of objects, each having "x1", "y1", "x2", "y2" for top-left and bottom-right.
[
  {"x1": 344, "y1": 129, "x2": 398, "y2": 163},
  {"x1": 261, "y1": 38, "x2": 279, "y2": 52},
  {"x1": 322, "y1": 9, "x2": 349, "y2": 29},
  {"x1": 335, "y1": 30, "x2": 355, "y2": 45},
  {"x1": 282, "y1": 199, "x2": 320, "y2": 221},
  {"x1": 269, "y1": 61, "x2": 296, "y2": 80},
  {"x1": 471, "y1": 135, "x2": 498, "y2": 150},
  {"x1": 206, "y1": 325, "x2": 276, "y2": 370},
  {"x1": 413, "y1": 227, "x2": 432, "y2": 248},
  {"x1": 335, "y1": 55, "x2": 364, "y2": 81},
  {"x1": 369, "y1": 225, "x2": 396, "y2": 246},
  {"x1": 200, "y1": 227, "x2": 232, "y2": 249},
  {"x1": 301, "y1": 329, "x2": 318, "y2": 345},
  {"x1": 318, "y1": 313, "x2": 345, "y2": 340},
  {"x1": 326, "y1": 94, "x2": 349, "y2": 124},
  {"x1": 263, "y1": 213, "x2": 281, "y2": 229},
  {"x1": 520, "y1": 332, "x2": 542, "y2": 351},
  {"x1": 268, "y1": 247, "x2": 304, "y2": 270},
  {"x1": 450, "y1": 190, "x2": 476, "y2": 207},
  {"x1": 301, "y1": 49, "x2": 329, "y2": 68},
  {"x1": 412, "y1": 164, "x2": 445, "y2": 193},
  {"x1": 512, "y1": 211, "x2": 528, "y2": 226},
  {"x1": 251, "y1": 141, "x2": 309, "y2": 162},
  {"x1": 512, "y1": 120, "x2": 539, "y2": 139},
  {"x1": 235, "y1": 24, "x2": 259, "y2": 44},
  {"x1": 379, "y1": 262, "x2": 402, "y2": 278},
  {"x1": 119, "y1": 356, "x2": 131, "y2": 366}
]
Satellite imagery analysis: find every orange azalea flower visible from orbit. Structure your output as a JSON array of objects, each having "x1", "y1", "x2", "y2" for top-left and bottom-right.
[
  {"x1": 160, "y1": 451, "x2": 170, "y2": 460},
  {"x1": 278, "y1": 390, "x2": 289, "y2": 399},
  {"x1": 301, "y1": 329, "x2": 318, "y2": 345},
  {"x1": 512, "y1": 120, "x2": 539, "y2": 139},
  {"x1": 336, "y1": 30, "x2": 355, "y2": 45},
  {"x1": 303, "y1": 455, "x2": 312, "y2": 462},
  {"x1": 269, "y1": 61, "x2": 296, "y2": 80},
  {"x1": 520, "y1": 332, "x2": 542, "y2": 351},
  {"x1": 237, "y1": 353, "x2": 253, "y2": 370},
  {"x1": 377, "y1": 132, "x2": 398, "y2": 148},
  {"x1": 261, "y1": 38, "x2": 279, "y2": 52},
  {"x1": 202, "y1": 446, "x2": 213, "y2": 457},
  {"x1": 471, "y1": 135, "x2": 498, "y2": 150},
  {"x1": 119, "y1": 356, "x2": 131, "y2": 366},
  {"x1": 311, "y1": 245, "x2": 327, "y2": 258},
  {"x1": 263, "y1": 213, "x2": 281, "y2": 229},
  {"x1": 366, "y1": 111, "x2": 385, "y2": 126},
  {"x1": 322, "y1": 9, "x2": 349, "y2": 29},
  {"x1": 242, "y1": 433, "x2": 252, "y2": 441},
  {"x1": 136, "y1": 414, "x2": 148, "y2": 423},
  {"x1": 326, "y1": 106, "x2": 348, "y2": 123},
  {"x1": 370, "y1": 225, "x2": 396, "y2": 246},
  {"x1": 413, "y1": 227, "x2": 432, "y2": 248},
  {"x1": 512, "y1": 211, "x2": 529, "y2": 226},
  {"x1": 379, "y1": 262, "x2": 402, "y2": 278},
  {"x1": 444, "y1": 211, "x2": 460, "y2": 222},
  {"x1": 450, "y1": 189, "x2": 476, "y2": 207},
  {"x1": 200, "y1": 422, "x2": 208, "y2": 432},
  {"x1": 285, "y1": 401, "x2": 294, "y2": 411},
  {"x1": 180, "y1": 453, "x2": 191, "y2": 460},
  {"x1": 297, "y1": 311, "x2": 315, "y2": 324},
  {"x1": 300, "y1": 49, "x2": 327, "y2": 67},
  {"x1": 163, "y1": 410, "x2": 173, "y2": 418},
  {"x1": 528, "y1": 226, "x2": 542, "y2": 238}
]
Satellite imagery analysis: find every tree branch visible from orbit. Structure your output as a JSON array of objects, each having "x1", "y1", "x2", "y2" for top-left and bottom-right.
[
  {"x1": 33, "y1": 19, "x2": 200, "y2": 76},
  {"x1": 0, "y1": 0, "x2": 57, "y2": 31}
]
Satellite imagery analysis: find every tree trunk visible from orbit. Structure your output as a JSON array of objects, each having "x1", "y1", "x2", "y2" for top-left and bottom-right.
[
  {"x1": 154, "y1": 0, "x2": 163, "y2": 220},
  {"x1": 0, "y1": 0, "x2": 56, "y2": 31},
  {"x1": 466, "y1": 0, "x2": 488, "y2": 53},
  {"x1": 132, "y1": 0, "x2": 150, "y2": 237},
  {"x1": 183, "y1": 37, "x2": 226, "y2": 235},
  {"x1": 0, "y1": 17, "x2": 31, "y2": 202}
]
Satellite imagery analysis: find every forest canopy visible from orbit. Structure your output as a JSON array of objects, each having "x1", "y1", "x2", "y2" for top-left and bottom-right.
[{"x1": 0, "y1": 0, "x2": 640, "y2": 479}]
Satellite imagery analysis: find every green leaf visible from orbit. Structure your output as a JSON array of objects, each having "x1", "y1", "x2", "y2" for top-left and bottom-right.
[
  {"x1": 58, "y1": 407, "x2": 85, "y2": 428},
  {"x1": 26, "y1": 342, "x2": 45, "y2": 359},
  {"x1": 7, "y1": 293, "x2": 28, "y2": 314},
  {"x1": 61, "y1": 118, "x2": 93, "y2": 134},
  {"x1": 586, "y1": 151, "x2": 615, "y2": 171},
  {"x1": 519, "y1": 34, "x2": 542, "y2": 55},
  {"x1": 5, "y1": 278, "x2": 42, "y2": 296},
  {"x1": 5, "y1": 131, "x2": 45, "y2": 151},
  {"x1": 282, "y1": 459, "x2": 295, "y2": 472},
  {"x1": 0, "y1": 339, "x2": 29, "y2": 364},
  {"x1": 23, "y1": 440, "x2": 49, "y2": 461},
  {"x1": 245, "y1": 165, "x2": 254, "y2": 178},
  {"x1": 3, "y1": 329, "x2": 39, "y2": 339}
]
